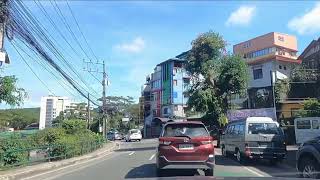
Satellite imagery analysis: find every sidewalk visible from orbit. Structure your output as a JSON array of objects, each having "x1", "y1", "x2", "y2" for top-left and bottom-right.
[{"x1": 0, "y1": 142, "x2": 118, "y2": 180}]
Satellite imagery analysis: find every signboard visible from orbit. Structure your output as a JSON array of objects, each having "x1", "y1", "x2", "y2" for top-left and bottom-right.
[{"x1": 227, "y1": 108, "x2": 276, "y2": 122}]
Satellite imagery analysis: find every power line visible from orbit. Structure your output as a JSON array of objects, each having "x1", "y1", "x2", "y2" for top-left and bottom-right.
[
  {"x1": 16, "y1": 0, "x2": 101, "y2": 97},
  {"x1": 35, "y1": 0, "x2": 101, "y2": 85},
  {"x1": 12, "y1": 40, "x2": 78, "y2": 98},
  {"x1": 11, "y1": 42, "x2": 56, "y2": 96},
  {"x1": 65, "y1": 0, "x2": 99, "y2": 62},
  {"x1": 7, "y1": 0, "x2": 101, "y2": 106}
]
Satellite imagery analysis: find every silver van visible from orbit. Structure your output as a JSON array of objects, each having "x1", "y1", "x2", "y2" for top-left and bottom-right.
[{"x1": 220, "y1": 117, "x2": 286, "y2": 164}]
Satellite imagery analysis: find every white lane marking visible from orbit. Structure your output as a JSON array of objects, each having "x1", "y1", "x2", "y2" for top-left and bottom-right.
[
  {"x1": 21, "y1": 151, "x2": 115, "y2": 180},
  {"x1": 243, "y1": 166, "x2": 265, "y2": 177},
  {"x1": 149, "y1": 154, "x2": 155, "y2": 160},
  {"x1": 128, "y1": 151, "x2": 135, "y2": 156}
]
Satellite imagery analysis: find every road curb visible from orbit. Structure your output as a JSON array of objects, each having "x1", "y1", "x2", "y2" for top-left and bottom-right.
[{"x1": 0, "y1": 142, "x2": 118, "y2": 180}]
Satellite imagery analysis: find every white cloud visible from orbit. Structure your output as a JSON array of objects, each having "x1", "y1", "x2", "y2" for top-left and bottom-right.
[
  {"x1": 288, "y1": 2, "x2": 320, "y2": 35},
  {"x1": 114, "y1": 37, "x2": 145, "y2": 53},
  {"x1": 226, "y1": 5, "x2": 256, "y2": 26}
]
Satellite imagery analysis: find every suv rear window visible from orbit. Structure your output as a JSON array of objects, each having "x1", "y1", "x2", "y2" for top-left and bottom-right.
[
  {"x1": 248, "y1": 123, "x2": 282, "y2": 135},
  {"x1": 163, "y1": 123, "x2": 209, "y2": 137}
]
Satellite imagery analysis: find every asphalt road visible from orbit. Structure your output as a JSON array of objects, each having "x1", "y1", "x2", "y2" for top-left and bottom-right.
[{"x1": 23, "y1": 139, "x2": 300, "y2": 180}]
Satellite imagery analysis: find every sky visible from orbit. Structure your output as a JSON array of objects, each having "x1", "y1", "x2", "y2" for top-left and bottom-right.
[{"x1": 1, "y1": 0, "x2": 320, "y2": 109}]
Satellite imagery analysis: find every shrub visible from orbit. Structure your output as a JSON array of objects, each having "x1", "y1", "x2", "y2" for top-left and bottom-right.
[
  {"x1": 61, "y1": 119, "x2": 86, "y2": 134},
  {"x1": 32, "y1": 128, "x2": 66, "y2": 145},
  {"x1": 0, "y1": 134, "x2": 30, "y2": 166}
]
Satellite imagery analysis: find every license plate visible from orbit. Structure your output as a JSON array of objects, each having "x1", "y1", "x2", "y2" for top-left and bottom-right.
[{"x1": 179, "y1": 144, "x2": 194, "y2": 150}]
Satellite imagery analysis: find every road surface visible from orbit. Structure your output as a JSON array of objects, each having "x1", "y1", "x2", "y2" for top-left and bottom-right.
[{"x1": 23, "y1": 139, "x2": 299, "y2": 180}]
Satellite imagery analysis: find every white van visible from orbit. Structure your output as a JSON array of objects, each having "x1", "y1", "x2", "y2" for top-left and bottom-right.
[
  {"x1": 294, "y1": 117, "x2": 320, "y2": 144},
  {"x1": 220, "y1": 117, "x2": 286, "y2": 164}
]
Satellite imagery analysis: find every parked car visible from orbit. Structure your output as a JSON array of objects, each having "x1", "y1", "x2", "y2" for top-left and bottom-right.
[
  {"x1": 107, "y1": 131, "x2": 115, "y2": 141},
  {"x1": 126, "y1": 129, "x2": 142, "y2": 142},
  {"x1": 107, "y1": 131, "x2": 122, "y2": 141},
  {"x1": 296, "y1": 136, "x2": 320, "y2": 179},
  {"x1": 220, "y1": 117, "x2": 286, "y2": 165},
  {"x1": 156, "y1": 121, "x2": 215, "y2": 176}
]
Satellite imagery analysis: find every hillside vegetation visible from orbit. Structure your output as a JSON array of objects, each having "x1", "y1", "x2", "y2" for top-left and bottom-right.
[{"x1": 0, "y1": 108, "x2": 40, "y2": 130}]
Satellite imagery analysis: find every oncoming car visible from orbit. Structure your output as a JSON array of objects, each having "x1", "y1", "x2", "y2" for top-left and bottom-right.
[{"x1": 156, "y1": 121, "x2": 215, "y2": 176}]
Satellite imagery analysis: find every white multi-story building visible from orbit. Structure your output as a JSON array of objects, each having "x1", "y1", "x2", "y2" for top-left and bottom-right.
[
  {"x1": 39, "y1": 96, "x2": 70, "y2": 129},
  {"x1": 39, "y1": 96, "x2": 91, "y2": 129}
]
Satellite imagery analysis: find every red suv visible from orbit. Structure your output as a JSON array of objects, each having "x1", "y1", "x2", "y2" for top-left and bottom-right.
[{"x1": 156, "y1": 121, "x2": 215, "y2": 176}]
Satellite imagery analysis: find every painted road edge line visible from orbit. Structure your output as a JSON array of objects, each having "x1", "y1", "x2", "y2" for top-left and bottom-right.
[
  {"x1": 243, "y1": 166, "x2": 266, "y2": 177},
  {"x1": 149, "y1": 154, "x2": 155, "y2": 160},
  {"x1": 19, "y1": 143, "x2": 117, "y2": 180},
  {"x1": 21, "y1": 151, "x2": 115, "y2": 180}
]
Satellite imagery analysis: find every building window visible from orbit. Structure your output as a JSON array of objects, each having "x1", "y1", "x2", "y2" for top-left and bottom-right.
[
  {"x1": 183, "y1": 78, "x2": 190, "y2": 84},
  {"x1": 284, "y1": 66, "x2": 287, "y2": 70},
  {"x1": 253, "y1": 69, "x2": 263, "y2": 80},
  {"x1": 173, "y1": 80, "x2": 178, "y2": 86},
  {"x1": 279, "y1": 65, "x2": 282, "y2": 69}
]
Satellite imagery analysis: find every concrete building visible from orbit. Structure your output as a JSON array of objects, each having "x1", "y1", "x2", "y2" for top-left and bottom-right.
[
  {"x1": 39, "y1": 96, "x2": 70, "y2": 130},
  {"x1": 39, "y1": 96, "x2": 89, "y2": 129},
  {"x1": 299, "y1": 37, "x2": 320, "y2": 69},
  {"x1": 141, "y1": 52, "x2": 191, "y2": 137},
  {"x1": 158, "y1": 58, "x2": 190, "y2": 118},
  {"x1": 232, "y1": 32, "x2": 301, "y2": 109}
]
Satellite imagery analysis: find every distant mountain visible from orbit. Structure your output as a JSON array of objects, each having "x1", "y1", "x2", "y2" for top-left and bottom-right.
[{"x1": 0, "y1": 108, "x2": 40, "y2": 130}]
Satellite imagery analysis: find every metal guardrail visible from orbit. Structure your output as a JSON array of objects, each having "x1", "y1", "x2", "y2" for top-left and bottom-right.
[{"x1": 0, "y1": 139, "x2": 104, "y2": 170}]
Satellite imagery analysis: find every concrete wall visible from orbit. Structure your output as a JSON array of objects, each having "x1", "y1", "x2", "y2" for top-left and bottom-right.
[{"x1": 248, "y1": 61, "x2": 273, "y2": 88}]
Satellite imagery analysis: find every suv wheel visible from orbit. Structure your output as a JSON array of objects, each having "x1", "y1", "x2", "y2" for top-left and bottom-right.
[
  {"x1": 204, "y1": 169, "x2": 214, "y2": 176},
  {"x1": 236, "y1": 150, "x2": 247, "y2": 164},
  {"x1": 300, "y1": 157, "x2": 320, "y2": 179}
]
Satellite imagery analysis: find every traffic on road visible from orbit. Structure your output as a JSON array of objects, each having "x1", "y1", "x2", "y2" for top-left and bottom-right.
[
  {"x1": 1, "y1": 1, "x2": 320, "y2": 180},
  {"x1": 23, "y1": 138, "x2": 304, "y2": 180}
]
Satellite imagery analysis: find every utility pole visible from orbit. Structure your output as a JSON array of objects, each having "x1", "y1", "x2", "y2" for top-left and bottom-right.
[
  {"x1": 83, "y1": 59, "x2": 108, "y2": 138},
  {"x1": 87, "y1": 93, "x2": 90, "y2": 129},
  {"x1": 0, "y1": 0, "x2": 7, "y2": 51},
  {"x1": 102, "y1": 60, "x2": 107, "y2": 138}
]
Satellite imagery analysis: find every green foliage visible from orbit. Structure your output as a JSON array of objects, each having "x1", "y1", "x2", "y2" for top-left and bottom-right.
[
  {"x1": 186, "y1": 31, "x2": 249, "y2": 126},
  {"x1": 61, "y1": 119, "x2": 86, "y2": 134},
  {"x1": 275, "y1": 79, "x2": 290, "y2": 107},
  {"x1": 299, "y1": 99, "x2": 320, "y2": 117},
  {"x1": 33, "y1": 128, "x2": 66, "y2": 145},
  {"x1": 0, "y1": 76, "x2": 28, "y2": 107},
  {"x1": 0, "y1": 121, "x2": 104, "y2": 167},
  {"x1": 0, "y1": 134, "x2": 30, "y2": 166},
  {"x1": 0, "y1": 108, "x2": 39, "y2": 129}
]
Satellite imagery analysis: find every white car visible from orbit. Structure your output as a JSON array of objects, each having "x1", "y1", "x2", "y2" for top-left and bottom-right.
[{"x1": 126, "y1": 129, "x2": 142, "y2": 142}]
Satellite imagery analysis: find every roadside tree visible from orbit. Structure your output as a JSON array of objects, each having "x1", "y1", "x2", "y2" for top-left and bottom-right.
[{"x1": 186, "y1": 31, "x2": 249, "y2": 127}]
